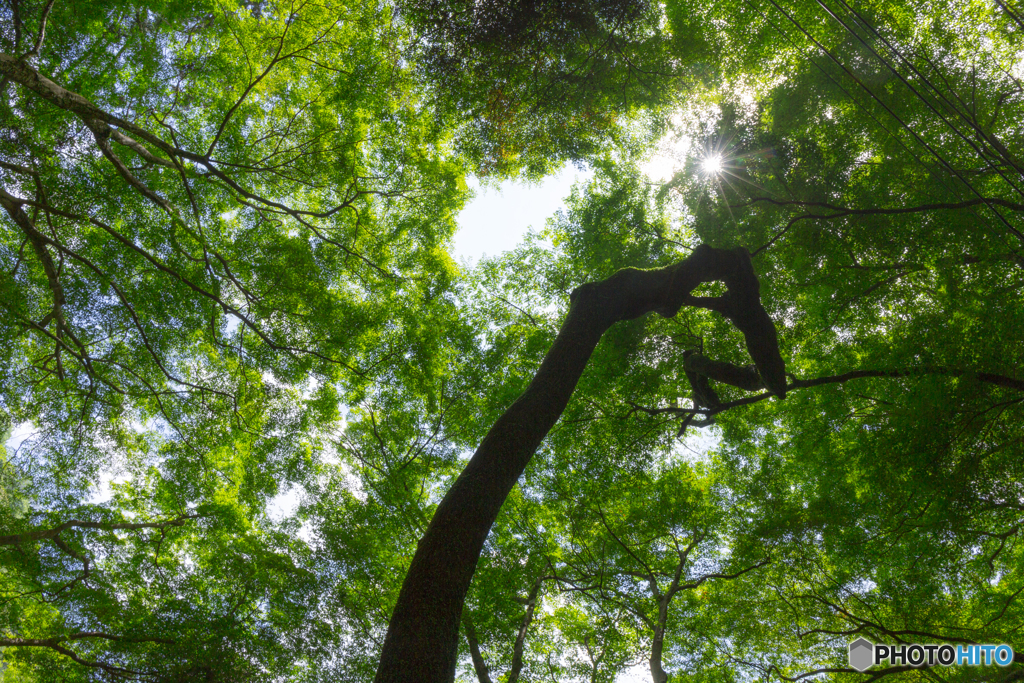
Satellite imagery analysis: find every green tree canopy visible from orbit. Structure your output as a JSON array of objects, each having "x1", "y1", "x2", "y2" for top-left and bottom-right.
[{"x1": 1, "y1": 0, "x2": 1023, "y2": 682}]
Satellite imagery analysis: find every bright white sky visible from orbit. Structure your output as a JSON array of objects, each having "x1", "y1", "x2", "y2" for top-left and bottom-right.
[
  {"x1": 450, "y1": 129, "x2": 693, "y2": 264},
  {"x1": 451, "y1": 166, "x2": 593, "y2": 264}
]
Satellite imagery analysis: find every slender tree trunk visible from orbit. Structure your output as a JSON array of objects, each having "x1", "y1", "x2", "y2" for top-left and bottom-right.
[
  {"x1": 461, "y1": 613, "x2": 494, "y2": 683},
  {"x1": 373, "y1": 245, "x2": 786, "y2": 683},
  {"x1": 461, "y1": 577, "x2": 542, "y2": 683},
  {"x1": 650, "y1": 598, "x2": 670, "y2": 683},
  {"x1": 507, "y1": 577, "x2": 544, "y2": 683}
]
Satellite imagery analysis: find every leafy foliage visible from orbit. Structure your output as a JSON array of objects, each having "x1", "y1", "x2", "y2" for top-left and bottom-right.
[
  {"x1": 396, "y1": 0, "x2": 672, "y2": 176},
  {"x1": 2, "y1": 0, "x2": 1023, "y2": 681}
]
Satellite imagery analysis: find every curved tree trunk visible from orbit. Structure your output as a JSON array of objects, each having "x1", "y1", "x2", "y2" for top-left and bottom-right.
[{"x1": 373, "y1": 245, "x2": 786, "y2": 683}]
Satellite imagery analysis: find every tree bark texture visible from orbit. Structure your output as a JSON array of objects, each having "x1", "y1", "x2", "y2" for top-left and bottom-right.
[{"x1": 373, "y1": 245, "x2": 786, "y2": 683}]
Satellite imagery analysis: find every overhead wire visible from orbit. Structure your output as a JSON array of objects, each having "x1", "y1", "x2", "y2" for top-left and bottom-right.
[
  {"x1": 759, "y1": 0, "x2": 1024, "y2": 242},
  {"x1": 836, "y1": 0, "x2": 1024, "y2": 176},
  {"x1": 818, "y1": 0, "x2": 1024, "y2": 198},
  {"x1": 740, "y1": 0, "x2": 946, "y2": 190},
  {"x1": 736, "y1": 0, "x2": 982, "y2": 256}
]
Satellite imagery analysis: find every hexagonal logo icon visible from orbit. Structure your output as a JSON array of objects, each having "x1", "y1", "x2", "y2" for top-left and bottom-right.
[{"x1": 849, "y1": 638, "x2": 874, "y2": 672}]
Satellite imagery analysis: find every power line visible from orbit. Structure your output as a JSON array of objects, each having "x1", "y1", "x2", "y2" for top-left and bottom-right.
[{"x1": 759, "y1": 0, "x2": 1024, "y2": 242}]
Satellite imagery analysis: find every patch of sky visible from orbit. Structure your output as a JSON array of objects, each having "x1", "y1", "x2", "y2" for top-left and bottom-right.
[
  {"x1": 642, "y1": 125, "x2": 693, "y2": 183},
  {"x1": 452, "y1": 165, "x2": 593, "y2": 265},
  {"x1": 4, "y1": 421, "x2": 37, "y2": 454},
  {"x1": 664, "y1": 425, "x2": 723, "y2": 468},
  {"x1": 617, "y1": 664, "x2": 651, "y2": 683},
  {"x1": 268, "y1": 483, "x2": 305, "y2": 523},
  {"x1": 88, "y1": 470, "x2": 134, "y2": 506}
]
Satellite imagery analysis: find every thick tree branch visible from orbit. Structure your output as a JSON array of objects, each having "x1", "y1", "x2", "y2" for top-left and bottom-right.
[
  {"x1": 649, "y1": 534, "x2": 701, "y2": 683},
  {"x1": 684, "y1": 352, "x2": 764, "y2": 392},
  {"x1": 995, "y1": 0, "x2": 1024, "y2": 32},
  {"x1": 0, "y1": 514, "x2": 201, "y2": 546},
  {"x1": 0, "y1": 632, "x2": 167, "y2": 677},
  {"x1": 83, "y1": 117, "x2": 178, "y2": 217},
  {"x1": 0, "y1": 186, "x2": 70, "y2": 378},
  {"x1": 0, "y1": 188, "x2": 66, "y2": 329},
  {"x1": 683, "y1": 350, "x2": 723, "y2": 412},
  {"x1": 107, "y1": 127, "x2": 176, "y2": 168}
]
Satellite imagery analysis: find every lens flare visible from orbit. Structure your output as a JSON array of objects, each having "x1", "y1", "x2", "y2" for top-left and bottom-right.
[{"x1": 702, "y1": 155, "x2": 723, "y2": 174}]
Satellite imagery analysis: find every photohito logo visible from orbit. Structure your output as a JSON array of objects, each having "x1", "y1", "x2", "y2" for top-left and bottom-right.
[{"x1": 848, "y1": 639, "x2": 1015, "y2": 671}]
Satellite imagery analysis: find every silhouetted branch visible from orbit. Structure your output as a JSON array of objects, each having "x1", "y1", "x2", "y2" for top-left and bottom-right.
[{"x1": 0, "y1": 514, "x2": 202, "y2": 546}]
